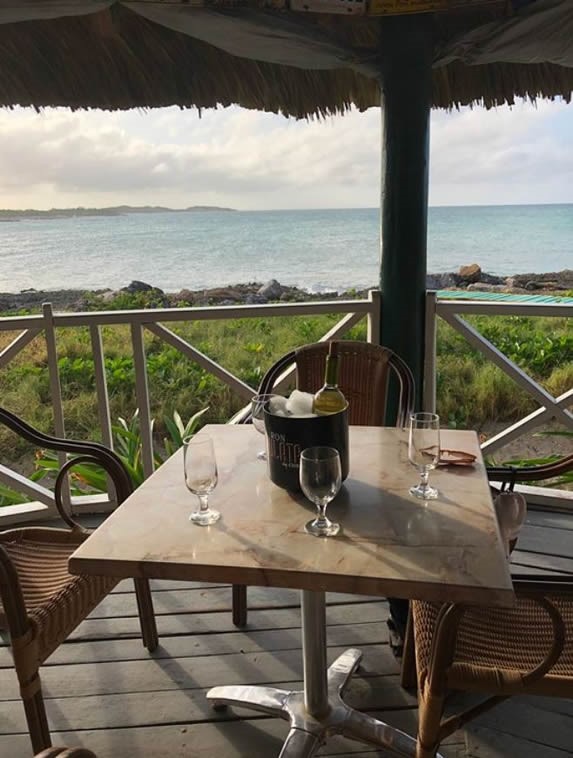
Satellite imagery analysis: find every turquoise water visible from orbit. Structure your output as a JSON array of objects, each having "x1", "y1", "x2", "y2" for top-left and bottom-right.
[{"x1": 0, "y1": 204, "x2": 571, "y2": 294}]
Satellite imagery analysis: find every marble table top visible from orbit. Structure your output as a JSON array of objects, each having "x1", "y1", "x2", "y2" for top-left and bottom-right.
[{"x1": 70, "y1": 425, "x2": 514, "y2": 607}]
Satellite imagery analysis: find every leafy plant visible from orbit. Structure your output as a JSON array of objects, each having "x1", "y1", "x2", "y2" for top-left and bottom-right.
[
  {"x1": 163, "y1": 407, "x2": 210, "y2": 457},
  {"x1": 0, "y1": 482, "x2": 34, "y2": 506},
  {"x1": 33, "y1": 407, "x2": 209, "y2": 496}
]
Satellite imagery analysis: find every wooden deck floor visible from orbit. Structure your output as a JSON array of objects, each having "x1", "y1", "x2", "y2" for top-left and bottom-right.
[{"x1": 1, "y1": 509, "x2": 572, "y2": 758}]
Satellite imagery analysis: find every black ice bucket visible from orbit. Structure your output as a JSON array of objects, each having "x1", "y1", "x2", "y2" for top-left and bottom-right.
[{"x1": 264, "y1": 404, "x2": 349, "y2": 491}]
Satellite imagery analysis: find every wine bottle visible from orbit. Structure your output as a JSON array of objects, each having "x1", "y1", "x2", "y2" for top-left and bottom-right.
[{"x1": 312, "y1": 342, "x2": 347, "y2": 415}]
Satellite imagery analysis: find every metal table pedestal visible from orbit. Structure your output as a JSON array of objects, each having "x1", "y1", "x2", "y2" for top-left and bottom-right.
[{"x1": 207, "y1": 590, "x2": 442, "y2": 757}]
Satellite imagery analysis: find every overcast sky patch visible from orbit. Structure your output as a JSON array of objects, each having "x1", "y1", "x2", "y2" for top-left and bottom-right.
[{"x1": 0, "y1": 100, "x2": 571, "y2": 209}]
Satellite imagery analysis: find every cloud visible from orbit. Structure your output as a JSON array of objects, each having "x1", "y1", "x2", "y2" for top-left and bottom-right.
[
  {"x1": 0, "y1": 99, "x2": 571, "y2": 209},
  {"x1": 430, "y1": 101, "x2": 573, "y2": 192}
]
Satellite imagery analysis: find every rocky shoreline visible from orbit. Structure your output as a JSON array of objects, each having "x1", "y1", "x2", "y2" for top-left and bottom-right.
[{"x1": 1, "y1": 265, "x2": 572, "y2": 313}]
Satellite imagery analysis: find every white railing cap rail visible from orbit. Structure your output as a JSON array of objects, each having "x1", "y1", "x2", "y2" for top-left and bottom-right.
[{"x1": 0, "y1": 298, "x2": 375, "y2": 332}]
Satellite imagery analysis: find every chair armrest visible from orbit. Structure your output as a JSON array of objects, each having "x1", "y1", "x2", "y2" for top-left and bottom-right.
[
  {"x1": 0, "y1": 544, "x2": 29, "y2": 639},
  {"x1": 0, "y1": 407, "x2": 133, "y2": 527},
  {"x1": 487, "y1": 454, "x2": 573, "y2": 485},
  {"x1": 54, "y1": 454, "x2": 134, "y2": 531},
  {"x1": 424, "y1": 592, "x2": 568, "y2": 692}
]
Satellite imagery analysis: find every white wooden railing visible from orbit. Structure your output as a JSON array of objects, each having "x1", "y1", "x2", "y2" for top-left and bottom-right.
[
  {"x1": 0, "y1": 289, "x2": 571, "y2": 524},
  {"x1": 424, "y1": 292, "x2": 572, "y2": 510},
  {"x1": 0, "y1": 291, "x2": 380, "y2": 524}
]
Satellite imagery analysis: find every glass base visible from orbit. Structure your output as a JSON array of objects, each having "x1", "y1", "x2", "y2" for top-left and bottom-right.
[
  {"x1": 190, "y1": 508, "x2": 221, "y2": 526},
  {"x1": 305, "y1": 518, "x2": 340, "y2": 537},
  {"x1": 409, "y1": 483, "x2": 438, "y2": 500}
]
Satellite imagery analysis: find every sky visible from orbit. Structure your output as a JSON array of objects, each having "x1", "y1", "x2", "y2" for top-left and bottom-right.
[{"x1": 0, "y1": 98, "x2": 572, "y2": 211}]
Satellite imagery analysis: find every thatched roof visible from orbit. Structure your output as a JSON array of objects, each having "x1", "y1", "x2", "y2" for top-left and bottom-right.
[{"x1": 0, "y1": 0, "x2": 572, "y2": 117}]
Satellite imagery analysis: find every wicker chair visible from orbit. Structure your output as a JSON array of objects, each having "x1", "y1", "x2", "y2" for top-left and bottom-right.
[
  {"x1": 403, "y1": 453, "x2": 573, "y2": 758},
  {"x1": 232, "y1": 339, "x2": 415, "y2": 626},
  {"x1": 0, "y1": 408, "x2": 158, "y2": 755}
]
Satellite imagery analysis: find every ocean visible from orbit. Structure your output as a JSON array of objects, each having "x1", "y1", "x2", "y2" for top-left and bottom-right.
[{"x1": 0, "y1": 204, "x2": 571, "y2": 294}]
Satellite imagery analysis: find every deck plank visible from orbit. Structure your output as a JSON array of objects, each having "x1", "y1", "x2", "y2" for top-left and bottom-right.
[
  {"x1": 466, "y1": 727, "x2": 572, "y2": 758},
  {"x1": 0, "y1": 611, "x2": 389, "y2": 669},
  {"x1": 466, "y1": 700, "x2": 573, "y2": 754},
  {"x1": 1, "y1": 711, "x2": 466, "y2": 758},
  {"x1": 0, "y1": 643, "x2": 400, "y2": 702},
  {"x1": 0, "y1": 673, "x2": 416, "y2": 732},
  {"x1": 515, "y1": 524, "x2": 573, "y2": 559}
]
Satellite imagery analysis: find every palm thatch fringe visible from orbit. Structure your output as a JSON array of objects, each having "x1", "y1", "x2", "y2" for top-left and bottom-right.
[{"x1": 0, "y1": 4, "x2": 571, "y2": 116}]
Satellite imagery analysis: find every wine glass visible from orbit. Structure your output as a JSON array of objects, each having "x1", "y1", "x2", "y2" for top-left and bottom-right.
[
  {"x1": 408, "y1": 412, "x2": 440, "y2": 500},
  {"x1": 494, "y1": 490, "x2": 527, "y2": 557},
  {"x1": 183, "y1": 435, "x2": 220, "y2": 525},
  {"x1": 300, "y1": 446, "x2": 342, "y2": 537},
  {"x1": 251, "y1": 393, "x2": 277, "y2": 460}
]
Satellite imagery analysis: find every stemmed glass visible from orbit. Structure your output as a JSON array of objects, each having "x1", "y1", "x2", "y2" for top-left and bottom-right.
[
  {"x1": 183, "y1": 435, "x2": 220, "y2": 525},
  {"x1": 300, "y1": 446, "x2": 342, "y2": 537},
  {"x1": 251, "y1": 393, "x2": 277, "y2": 460},
  {"x1": 408, "y1": 412, "x2": 440, "y2": 500}
]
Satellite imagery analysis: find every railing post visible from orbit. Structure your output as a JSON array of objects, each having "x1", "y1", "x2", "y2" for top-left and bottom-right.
[
  {"x1": 423, "y1": 291, "x2": 437, "y2": 413},
  {"x1": 131, "y1": 323, "x2": 155, "y2": 479},
  {"x1": 367, "y1": 289, "x2": 381, "y2": 345},
  {"x1": 90, "y1": 325, "x2": 113, "y2": 450},
  {"x1": 42, "y1": 302, "x2": 70, "y2": 511}
]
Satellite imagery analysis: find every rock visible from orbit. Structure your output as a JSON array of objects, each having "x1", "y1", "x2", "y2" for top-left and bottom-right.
[
  {"x1": 245, "y1": 294, "x2": 267, "y2": 305},
  {"x1": 426, "y1": 272, "x2": 457, "y2": 290},
  {"x1": 258, "y1": 279, "x2": 283, "y2": 300},
  {"x1": 171, "y1": 289, "x2": 194, "y2": 305},
  {"x1": 122, "y1": 280, "x2": 163, "y2": 294},
  {"x1": 479, "y1": 272, "x2": 505, "y2": 285},
  {"x1": 525, "y1": 280, "x2": 543, "y2": 290},
  {"x1": 458, "y1": 263, "x2": 482, "y2": 283},
  {"x1": 509, "y1": 270, "x2": 573, "y2": 290}
]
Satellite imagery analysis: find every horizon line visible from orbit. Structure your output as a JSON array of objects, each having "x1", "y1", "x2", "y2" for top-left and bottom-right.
[{"x1": 1, "y1": 201, "x2": 572, "y2": 214}]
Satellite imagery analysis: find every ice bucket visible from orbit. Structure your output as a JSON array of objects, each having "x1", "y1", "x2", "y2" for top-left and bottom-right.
[{"x1": 264, "y1": 404, "x2": 349, "y2": 491}]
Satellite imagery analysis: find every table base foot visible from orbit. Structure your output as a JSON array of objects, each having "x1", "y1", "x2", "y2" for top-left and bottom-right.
[
  {"x1": 208, "y1": 684, "x2": 290, "y2": 718},
  {"x1": 207, "y1": 648, "x2": 444, "y2": 757},
  {"x1": 278, "y1": 727, "x2": 321, "y2": 758}
]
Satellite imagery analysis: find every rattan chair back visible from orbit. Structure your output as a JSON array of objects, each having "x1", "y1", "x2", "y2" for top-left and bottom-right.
[{"x1": 258, "y1": 340, "x2": 415, "y2": 428}]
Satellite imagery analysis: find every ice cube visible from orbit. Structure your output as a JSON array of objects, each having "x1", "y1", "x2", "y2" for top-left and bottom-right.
[
  {"x1": 286, "y1": 390, "x2": 315, "y2": 417},
  {"x1": 268, "y1": 395, "x2": 288, "y2": 417}
]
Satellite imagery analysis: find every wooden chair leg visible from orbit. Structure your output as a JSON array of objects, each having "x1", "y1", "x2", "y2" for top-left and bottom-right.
[
  {"x1": 416, "y1": 686, "x2": 447, "y2": 758},
  {"x1": 22, "y1": 675, "x2": 52, "y2": 754},
  {"x1": 400, "y1": 610, "x2": 417, "y2": 691},
  {"x1": 232, "y1": 584, "x2": 247, "y2": 627},
  {"x1": 133, "y1": 578, "x2": 158, "y2": 651}
]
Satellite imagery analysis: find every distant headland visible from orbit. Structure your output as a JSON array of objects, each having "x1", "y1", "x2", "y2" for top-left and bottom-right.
[{"x1": 0, "y1": 205, "x2": 235, "y2": 221}]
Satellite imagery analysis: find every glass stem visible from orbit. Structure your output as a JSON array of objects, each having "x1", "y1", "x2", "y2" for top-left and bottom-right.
[
  {"x1": 198, "y1": 494, "x2": 209, "y2": 513},
  {"x1": 316, "y1": 502, "x2": 328, "y2": 525},
  {"x1": 420, "y1": 469, "x2": 430, "y2": 492}
]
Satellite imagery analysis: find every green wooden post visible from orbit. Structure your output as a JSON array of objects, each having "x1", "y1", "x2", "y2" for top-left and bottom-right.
[{"x1": 378, "y1": 13, "x2": 434, "y2": 415}]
